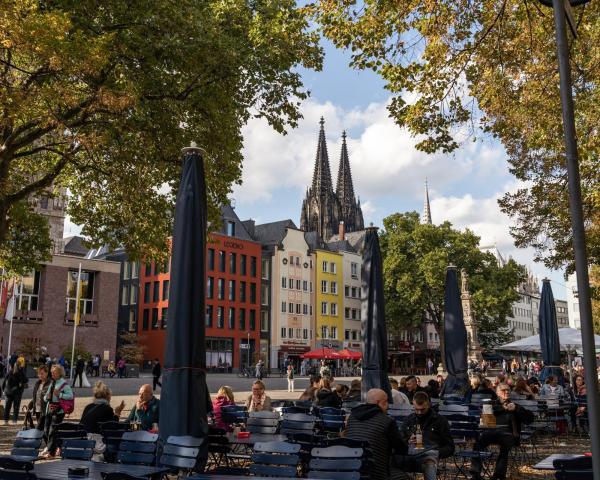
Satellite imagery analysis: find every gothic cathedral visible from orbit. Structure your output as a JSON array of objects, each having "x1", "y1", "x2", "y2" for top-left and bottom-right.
[{"x1": 300, "y1": 118, "x2": 364, "y2": 240}]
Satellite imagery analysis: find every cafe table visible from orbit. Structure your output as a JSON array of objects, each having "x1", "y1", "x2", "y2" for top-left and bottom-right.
[
  {"x1": 33, "y1": 458, "x2": 171, "y2": 480},
  {"x1": 225, "y1": 433, "x2": 288, "y2": 446},
  {"x1": 533, "y1": 453, "x2": 586, "y2": 470}
]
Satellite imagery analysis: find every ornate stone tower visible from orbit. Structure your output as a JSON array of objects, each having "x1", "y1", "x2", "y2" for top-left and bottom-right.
[
  {"x1": 335, "y1": 131, "x2": 364, "y2": 233},
  {"x1": 300, "y1": 118, "x2": 342, "y2": 241},
  {"x1": 461, "y1": 268, "x2": 483, "y2": 362}
]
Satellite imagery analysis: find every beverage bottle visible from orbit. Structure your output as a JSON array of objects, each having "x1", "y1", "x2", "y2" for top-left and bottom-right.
[{"x1": 416, "y1": 424, "x2": 424, "y2": 449}]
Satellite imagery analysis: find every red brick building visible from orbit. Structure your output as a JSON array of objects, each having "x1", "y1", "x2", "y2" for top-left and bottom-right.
[{"x1": 138, "y1": 206, "x2": 262, "y2": 371}]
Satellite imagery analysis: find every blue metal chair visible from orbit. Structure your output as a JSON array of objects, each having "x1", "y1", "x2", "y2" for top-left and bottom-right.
[
  {"x1": 308, "y1": 445, "x2": 364, "y2": 480},
  {"x1": 280, "y1": 413, "x2": 316, "y2": 436},
  {"x1": 99, "y1": 421, "x2": 130, "y2": 463},
  {"x1": 221, "y1": 405, "x2": 248, "y2": 425},
  {"x1": 320, "y1": 414, "x2": 345, "y2": 434},
  {"x1": 246, "y1": 417, "x2": 279, "y2": 434},
  {"x1": 117, "y1": 431, "x2": 158, "y2": 466},
  {"x1": 60, "y1": 439, "x2": 95, "y2": 460},
  {"x1": 249, "y1": 441, "x2": 301, "y2": 477}
]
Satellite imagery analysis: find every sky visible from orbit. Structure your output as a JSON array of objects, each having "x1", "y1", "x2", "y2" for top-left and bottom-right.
[{"x1": 64, "y1": 38, "x2": 568, "y2": 299}]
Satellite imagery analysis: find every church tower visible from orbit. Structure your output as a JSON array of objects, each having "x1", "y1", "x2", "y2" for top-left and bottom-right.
[
  {"x1": 300, "y1": 118, "x2": 342, "y2": 240},
  {"x1": 335, "y1": 131, "x2": 364, "y2": 232},
  {"x1": 422, "y1": 179, "x2": 432, "y2": 225}
]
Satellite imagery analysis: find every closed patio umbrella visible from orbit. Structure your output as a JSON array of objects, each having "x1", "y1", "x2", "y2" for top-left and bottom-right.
[
  {"x1": 538, "y1": 279, "x2": 563, "y2": 384},
  {"x1": 159, "y1": 144, "x2": 210, "y2": 441},
  {"x1": 360, "y1": 227, "x2": 392, "y2": 402}
]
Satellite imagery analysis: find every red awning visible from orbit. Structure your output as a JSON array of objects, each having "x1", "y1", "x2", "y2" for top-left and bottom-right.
[
  {"x1": 339, "y1": 349, "x2": 362, "y2": 360},
  {"x1": 300, "y1": 348, "x2": 344, "y2": 359}
]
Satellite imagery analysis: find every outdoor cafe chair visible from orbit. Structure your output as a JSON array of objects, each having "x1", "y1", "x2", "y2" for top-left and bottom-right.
[
  {"x1": 221, "y1": 405, "x2": 248, "y2": 425},
  {"x1": 308, "y1": 445, "x2": 364, "y2": 480},
  {"x1": 11, "y1": 430, "x2": 43, "y2": 460},
  {"x1": 60, "y1": 439, "x2": 95, "y2": 461},
  {"x1": 117, "y1": 431, "x2": 158, "y2": 466},
  {"x1": 282, "y1": 406, "x2": 311, "y2": 414},
  {"x1": 99, "y1": 421, "x2": 130, "y2": 463},
  {"x1": 316, "y1": 407, "x2": 344, "y2": 417},
  {"x1": 207, "y1": 427, "x2": 232, "y2": 468},
  {"x1": 246, "y1": 417, "x2": 280, "y2": 434},
  {"x1": 280, "y1": 414, "x2": 316, "y2": 436},
  {"x1": 248, "y1": 410, "x2": 280, "y2": 420},
  {"x1": 158, "y1": 436, "x2": 205, "y2": 475},
  {"x1": 250, "y1": 441, "x2": 301, "y2": 477},
  {"x1": 470, "y1": 393, "x2": 492, "y2": 407},
  {"x1": 54, "y1": 422, "x2": 88, "y2": 448},
  {"x1": 319, "y1": 414, "x2": 345, "y2": 434}
]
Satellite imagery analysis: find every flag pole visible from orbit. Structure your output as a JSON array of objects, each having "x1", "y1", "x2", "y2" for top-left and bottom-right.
[{"x1": 69, "y1": 263, "x2": 82, "y2": 381}]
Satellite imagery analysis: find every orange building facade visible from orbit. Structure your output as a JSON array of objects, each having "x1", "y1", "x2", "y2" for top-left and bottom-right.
[{"x1": 137, "y1": 208, "x2": 262, "y2": 371}]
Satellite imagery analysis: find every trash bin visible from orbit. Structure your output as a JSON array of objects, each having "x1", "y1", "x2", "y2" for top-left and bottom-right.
[{"x1": 125, "y1": 364, "x2": 140, "y2": 378}]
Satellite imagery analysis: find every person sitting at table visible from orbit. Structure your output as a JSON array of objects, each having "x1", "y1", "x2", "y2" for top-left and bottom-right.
[
  {"x1": 570, "y1": 375, "x2": 587, "y2": 432},
  {"x1": 246, "y1": 380, "x2": 273, "y2": 412},
  {"x1": 401, "y1": 375, "x2": 425, "y2": 403},
  {"x1": 512, "y1": 377, "x2": 535, "y2": 400},
  {"x1": 298, "y1": 374, "x2": 321, "y2": 401},
  {"x1": 335, "y1": 383, "x2": 349, "y2": 399},
  {"x1": 345, "y1": 388, "x2": 408, "y2": 480},
  {"x1": 345, "y1": 379, "x2": 362, "y2": 402},
  {"x1": 212, "y1": 385, "x2": 236, "y2": 431},
  {"x1": 398, "y1": 391, "x2": 454, "y2": 480},
  {"x1": 389, "y1": 378, "x2": 410, "y2": 405},
  {"x1": 80, "y1": 381, "x2": 125, "y2": 433},
  {"x1": 476, "y1": 378, "x2": 498, "y2": 401},
  {"x1": 315, "y1": 378, "x2": 342, "y2": 408},
  {"x1": 127, "y1": 384, "x2": 160, "y2": 430},
  {"x1": 425, "y1": 379, "x2": 440, "y2": 399},
  {"x1": 540, "y1": 375, "x2": 565, "y2": 397},
  {"x1": 470, "y1": 383, "x2": 534, "y2": 480}
]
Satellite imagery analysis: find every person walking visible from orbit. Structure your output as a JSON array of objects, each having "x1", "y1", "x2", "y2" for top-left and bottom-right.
[
  {"x1": 29, "y1": 365, "x2": 52, "y2": 431},
  {"x1": 152, "y1": 358, "x2": 162, "y2": 391},
  {"x1": 286, "y1": 364, "x2": 295, "y2": 392},
  {"x1": 72, "y1": 355, "x2": 85, "y2": 388},
  {"x1": 3, "y1": 358, "x2": 28, "y2": 424},
  {"x1": 117, "y1": 358, "x2": 126, "y2": 378},
  {"x1": 255, "y1": 359, "x2": 264, "y2": 381},
  {"x1": 41, "y1": 365, "x2": 74, "y2": 458}
]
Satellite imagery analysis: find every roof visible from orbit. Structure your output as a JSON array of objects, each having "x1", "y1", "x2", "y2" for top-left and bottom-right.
[
  {"x1": 303, "y1": 231, "x2": 323, "y2": 251},
  {"x1": 215, "y1": 204, "x2": 253, "y2": 241},
  {"x1": 326, "y1": 239, "x2": 356, "y2": 253},
  {"x1": 328, "y1": 229, "x2": 367, "y2": 254},
  {"x1": 63, "y1": 236, "x2": 90, "y2": 257},
  {"x1": 252, "y1": 219, "x2": 297, "y2": 245}
]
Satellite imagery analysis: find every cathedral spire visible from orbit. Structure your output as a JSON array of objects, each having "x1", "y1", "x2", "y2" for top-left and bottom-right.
[
  {"x1": 311, "y1": 117, "x2": 334, "y2": 196},
  {"x1": 422, "y1": 179, "x2": 432, "y2": 225},
  {"x1": 336, "y1": 130, "x2": 355, "y2": 202}
]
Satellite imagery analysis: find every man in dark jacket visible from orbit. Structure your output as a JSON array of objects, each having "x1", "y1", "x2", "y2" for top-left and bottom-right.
[
  {"x1": 398, "y1": 392, "x2": 454, "y2": 480},
  {"x1": 72, "y1": 356, "x2": 85, "y2": 388},
  {"x1": 345, "y1": 388, "x2": 408, "y2": 480},
  {"x1": 152, "y1": 358, "x2": 162, "y2": 391},
  {"x1": 401, "y1": 375, "x2": 426, "y2": 402},
  {"x1": 470, "y1": 383, "x2": 534, "y2": 480}
]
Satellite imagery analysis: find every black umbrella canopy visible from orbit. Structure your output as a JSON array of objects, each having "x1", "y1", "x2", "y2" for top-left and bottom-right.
[
  {"x1": 361, "y1": 227, "x2": 392, "y2": 403},
  {"x1": 538, "y1": 279, "x2": 563, "y2": 384},
  {"x1": 159, "y1": 144, "x2": 210, "y2": 441},
  {"x1": 441, "y1": 266, "x2": 469, "y2": 397}
]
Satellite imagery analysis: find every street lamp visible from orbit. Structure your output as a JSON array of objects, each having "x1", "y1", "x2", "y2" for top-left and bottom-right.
[{"x1": 538, "y1": 0, "x2": 600, "y2": 475}]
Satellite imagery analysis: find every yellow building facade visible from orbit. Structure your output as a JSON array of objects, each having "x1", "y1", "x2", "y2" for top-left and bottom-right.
[{"x1": 314, "y1": 249, "x2": 343, "y2": 348}]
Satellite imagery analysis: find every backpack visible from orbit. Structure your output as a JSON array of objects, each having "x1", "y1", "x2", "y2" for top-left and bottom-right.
[{"x1": 57, "y1": 383, "x2": 75, "y2": 415}]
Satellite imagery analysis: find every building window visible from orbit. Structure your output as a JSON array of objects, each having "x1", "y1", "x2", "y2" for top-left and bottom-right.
[
  {"x1": 229, "y1": 280, "x2": 236, "y2": 301},
  {"x1": 250, "y1": 283, "x2": 257, "y2": 303},
  {"x1": 153, "y1": 281, "x2": 160, "y2": 302},
  {"x1": 161, "y1": 307, "x2": 168, "y2": 329},
  {"x1": 207, "y1": 277, "x2": 214, "y2": 299},
  {"x1": 163, "y1": 259, "x2": 170, "y2": 274},
  {"x1": 249, "y1": 310, "x2": 256, "y2": 330},
  {"x1": 303, "y1": 280, "x2": 308, "y2": 291},
  {"x1": 130, "y1": 286, "x2": 137, "y2": 305},
  {"x1": 123, "y1": 262, "x2": 131, "y2": 280},
  {"x1": 351, "y1": 287, "x2": 357, "y2": 298},
  {"x1": 219, "y1": 251, "x2": 226, "y2": 272},
  {"x1": 282, "y1": 302, "x2": 287, "y2": 313},
  {"x1": 261, "y1": 259, "x2": 269, "y2": 280},
  {"x1": 331, "y1": 303, "x2": 338, "y2": 316},
  {"x1": 321, "y1": 280, "x2": 328, "y2": 293},
  {"x1": 352, "y1": 309, "x2": 358, "y2": 320},
  {"x1": 310, "y1": 282, "x2": 313, "y2": 293},
  {"x1": 205, "y1": 305, "x2": 213, "y2": 327},
  {"x1": 321, "y1": 325, "x2": 328, "y2": 339},
  {"x1": 288, "y1": 302, "x2": 293, "y2": 313},
  {"x1": 145, "y1": 262, "x2": 152, "y2": 276},
  {"x1": 228, "y1": 307, "x2": 235, "y2": 329},
  {"x1": 261, "y1": 285, "x2": 268, "y2": 306},
  {"x1": 144, "y1": 282, "x2": 151, "y2": 303},
  {"x1": 303, "y1": 304, "x2": 308, "y2": 315},
  {"x1": 131, "y1": 261, "x2": 139, "y2": 279},
  {"x1": 288, "y1": 277, "x2": 293, "y2": 288},
  {"x1": 208, "y1": 249, "x2": 215, "y2": 270},
  {"x1": 154, "y1": 262, "x2": 161, "y2": 275},
  {"x1": 162, "y1": 280, "x2": 169, "y2": 301},
  {"x1": 217, "y1": 306, "x2": 224, "y2": 328},
  {"x1": 239, "y1": 309, "x2": 246, "y2": 330},
  {"x1": 218, "y1": 279, "x2": 225, "y2": 300},
  {"x1": 288, "y1": 327, "x2": 293, "y2": 338},
  {"x1": 152, "y1": 308, "x2": 159, "y2": 329},
  {"x1": 128, "y1": 309, "x2": 136, "y2": 332},
  {"x1": 230, "y1": 253, "x2": 237, "y2": 274},
  {"x1": 240, "y1": 281, "x2": 246, "y2": 302},
  {"x1": 296, "y1": 328, "x2": 301, "y2": 338},
  {"x1": 282, "y1": 277, "x2": 287, "y2": 289},
  {"x1": 122, "y1": 285, "x2": 129, "y2": 306},
  {"x1": 296, "y1": 279, "x2": 301, "y2": 290},
  {"x1": 240, "y1": 254, "x2": 247, "y2": 275},
  {"x1": 295, "y1": 303, "x2": 301, "y2": 314},
  {"x1": 261, "y1": 311, "x2": 268, "y2": 331},
  {"x1": 310, "y1": 305, "x2": 313, "y2": 316},
  {"x1": 345, "y1": 307, "x2": 350, "y2": 319},
  {"x1": 66, "y1": 270, "x2": 94, "y2": 315},
  {"x1": 322, "y1": 261, "x2": 328, "y2": 272},
  {"x1": 330, "y1": 326, "x2": 337, "y2": 339},
  {"x1": 345, "y1": 329, "x2": 350, "y2": 340},
  {"x1": 345, "y1": 285, "x2": 350, "y2": 297},
  {"x1": 321, "y1": 302, "x2": 327, "y2": 315},
  {"x1": 352, "y1": 330, "x2": 358, "y2": 340},
  {"x1": 351, "y1": 262, "x2": 358, "y2": 277},
  {"x1": 250, "y1": 256, "x2": 257, "y2": 277},
  {"x1": 331, "y1": 282, "x2": 337, "y2": 295},
  {"x1": 303, "y1": 329, "x2": 308, "y2": 339},
  {"x1": 142, "y1": 309, "x2": 149, "y2": 330},
  {"x1": 330, "y1": 262, "x2": 336, "y2": 273},
  {"x1": 281, "y1": 328, "x2": 286, "y2": 338},
  {"x1": 227, "y1": 221, "x2": 236, "y2": 237}
]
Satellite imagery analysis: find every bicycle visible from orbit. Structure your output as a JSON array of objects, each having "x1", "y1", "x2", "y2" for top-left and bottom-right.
[{"x1": 237, "y1": 367, "x2": 253, "y2": 378}]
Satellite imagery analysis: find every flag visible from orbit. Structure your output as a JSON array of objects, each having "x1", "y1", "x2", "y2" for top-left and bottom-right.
[{"x1": 74, "y1": 280, "x2": 84, "y2": 326}]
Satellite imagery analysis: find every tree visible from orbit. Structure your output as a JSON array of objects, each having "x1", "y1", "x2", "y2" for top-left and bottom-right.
[
  {"x1": 118, "y1": 332, "x2": 146, "y2": 365},
  {"x1": 380, "y1": 212, "x2": 525, "y2": 349},
  {"x1": 0, "y1": 0, "x2": 322, "y2": 275},
  {"x1": 591, "y1": 266, "x2": 600, "y2": 334},
  {"x1": 310, "y1": 0, "x2": 600, "y2": 272}
]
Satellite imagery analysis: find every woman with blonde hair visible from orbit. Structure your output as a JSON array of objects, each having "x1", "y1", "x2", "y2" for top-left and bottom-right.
[
  {"x1": 246, "y1": 380, "x2": 273, "y2": 412},
  {"x1": 42, "y1": 364, "x2": 74, "y2": 458},
  {"x1": 315, "y1": 377, "x2": 342, "y2": 408},
  {"x1": 80, "y1": 381, "x2": 125, "y2": 434},
  {"x1": 212, "y1": 386, "x2": 236, "y2": 431}
]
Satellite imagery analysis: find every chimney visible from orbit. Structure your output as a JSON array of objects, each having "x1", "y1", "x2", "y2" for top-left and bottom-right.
[{"x1": 338, "y1": 221, "x2": 345, "y2": 241}]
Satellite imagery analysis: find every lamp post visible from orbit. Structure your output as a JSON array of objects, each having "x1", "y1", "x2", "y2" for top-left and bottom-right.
[{"x1": 539, "y1": 0, "x2": 600, "y2": 475}]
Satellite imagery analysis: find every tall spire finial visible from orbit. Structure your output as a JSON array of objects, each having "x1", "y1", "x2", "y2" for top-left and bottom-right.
[
  {"x1": 319, "y1": 116, "x2": 325, "y2": 129},
  {"x1": 342, "y1": 130, "x2": 347, "y2": 141},
  {"x1": 422, "y1": 178, "x2": 432, "y2": 225}
]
